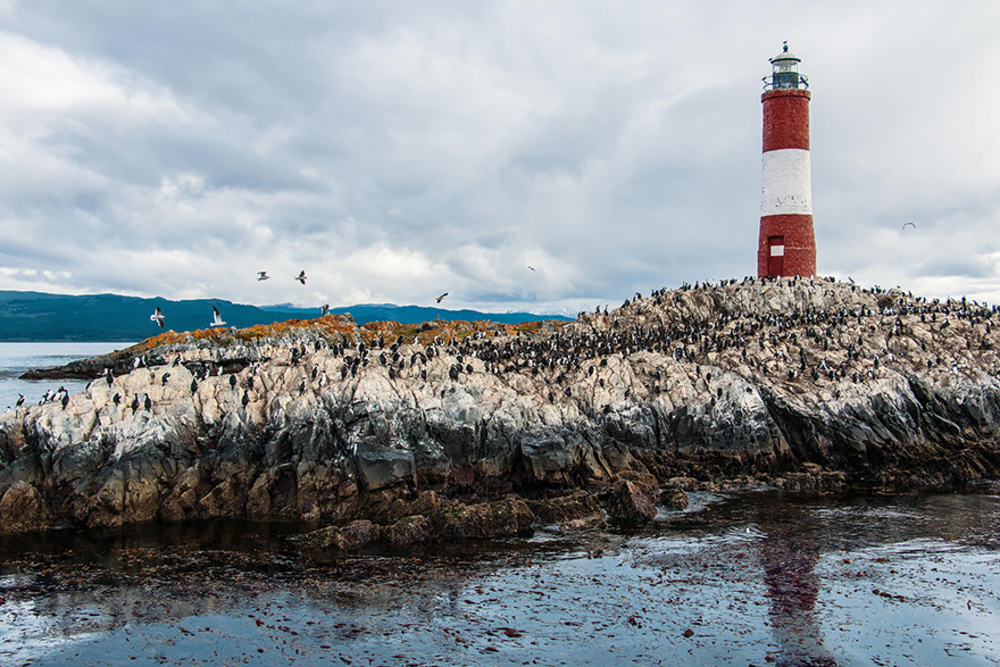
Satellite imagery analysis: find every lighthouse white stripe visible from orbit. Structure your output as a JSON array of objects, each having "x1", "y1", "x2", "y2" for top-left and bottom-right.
[{"x1": 761, "y1": 148, "x2": 812, "y2": 216}]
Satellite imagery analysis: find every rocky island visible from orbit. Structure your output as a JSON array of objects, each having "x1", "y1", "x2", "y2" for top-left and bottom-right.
[{"x1": 2, "y1": 277, "x2": 999, "y2": 546}]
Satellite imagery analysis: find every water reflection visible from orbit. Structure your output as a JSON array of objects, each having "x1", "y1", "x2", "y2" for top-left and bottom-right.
[
  {"x1": 757, "y1": 504, "x2": 838, "y2": 667},
  {"x1": 0, "y1": 493, "x2": 997, "y2": 665}
]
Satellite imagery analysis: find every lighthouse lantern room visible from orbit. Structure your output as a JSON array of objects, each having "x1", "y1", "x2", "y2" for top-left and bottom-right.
[
  {"x1": 758, "y1": 43, "x2": 816, "y2": 278},
  {"x1": 767, "y1": 45, "x2": 807, "y2": 90}
]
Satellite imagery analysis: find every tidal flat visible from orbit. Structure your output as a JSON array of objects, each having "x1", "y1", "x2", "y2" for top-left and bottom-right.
[{"x1": 1, "y1": 490, "x2": 998, "y2": 666}]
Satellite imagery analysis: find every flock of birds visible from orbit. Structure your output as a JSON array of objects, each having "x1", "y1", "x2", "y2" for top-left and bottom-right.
[
  {"x1": 150, "y1": 305, "x2": 227, "y2": 329},
  {"x1": 149, "y1": 271, "x2": 312, "y2": 330},
  {"x1": 256, "y1": 270, "x2": 306, "y2": 284},
  {"x1": 147, "y1": 270, "x2": 455, "y2": 331}
]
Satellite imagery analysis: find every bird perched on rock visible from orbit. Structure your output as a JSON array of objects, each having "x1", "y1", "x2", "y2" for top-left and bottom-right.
[
  {"x1": 295, "y1": 271, "x2": 307, "y2": 285},
  {"x1": 321, "y1": 304, "x2": 330, "y2": 316},
  {"x1": 436, "y1": 292, "x2": 449, "y2": 303},
  {"x1": 257, "y1": 271, "x2": 270, "y2": 281},
  {"x1": 15, "y1": 393, "x2": 24, "y2": 408},
  {"x1": 210, "y1": 306, "x2": 226, "y2": 327},
  {"x1": 150, "y1": 307, "x2": 165, "y2": 328}
]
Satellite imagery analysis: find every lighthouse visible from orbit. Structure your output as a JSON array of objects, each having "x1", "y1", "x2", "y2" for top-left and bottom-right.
[{"x1": 758, "y1": 43, "x2": 815, "y2": 278}]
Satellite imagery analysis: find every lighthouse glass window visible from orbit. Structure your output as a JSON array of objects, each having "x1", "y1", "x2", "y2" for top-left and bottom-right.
[{"x1": 772, "y1": 59, "x2": 800, "y2": 88}]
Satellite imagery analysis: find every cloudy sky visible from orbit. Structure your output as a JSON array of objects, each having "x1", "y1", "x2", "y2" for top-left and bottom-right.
[{"x1": 1, "y1": 1, "x2": 998, "y2": 315}]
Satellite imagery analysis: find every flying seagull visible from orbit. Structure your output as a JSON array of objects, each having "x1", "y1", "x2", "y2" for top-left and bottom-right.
[
  {"x1": 435, "y1": 292, "x2": 449, "y2": 303},
  {"x1": 902, "y1": 222, "x2": 916, "y2": 230},
  {"x1": 150, "y1": 307, "x2": 165, "y2": 328},
  {"x1": 257, "y1": 271, "x2": 271, "y2": 281},
  {"x1": 210, "y1": 306, "x2": 227, "y2": 327},
  {"x1": 295, "y1": 270, "x2": 307, "y2": 285},
  {"x1": 528, "y1": 266, "x2": 536, "y2": 272}
]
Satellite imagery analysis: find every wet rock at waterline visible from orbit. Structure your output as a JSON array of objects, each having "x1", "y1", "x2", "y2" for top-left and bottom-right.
[{"x1": 3, "y1": 277, "x2": 1000, "y2": 539}]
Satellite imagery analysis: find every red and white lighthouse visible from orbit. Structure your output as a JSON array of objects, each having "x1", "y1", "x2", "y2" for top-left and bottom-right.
[{"x1": 758, "y1": 43, "x2": 815, "y2": 278}]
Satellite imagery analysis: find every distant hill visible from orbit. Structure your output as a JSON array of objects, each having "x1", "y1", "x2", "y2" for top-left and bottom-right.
[{"x1": 0, "y1": 291, "x2": 570, "y2": 342}]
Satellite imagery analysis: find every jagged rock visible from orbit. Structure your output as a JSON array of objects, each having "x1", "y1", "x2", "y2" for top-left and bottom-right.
[
  {"x1": 385, "y1": 514, "x2": 432, "y2": 547},
  {"x1": 659, "y1": 486, "x2": 689, "y2": 510},
  {"x1": 431, "y1": 497, "x2": 535, "y2": 540},
  {"x1": 296, "y1": 519, "x2": 382, "y2": 551},
  {"x1": 666, "y1": 476, "x2": 701, "y2": 491},
  {"x1": 615, "y1": 470, "x2": 658, "y2": 496},
  {"x1": 527, "y1": 490, "x2": 603, "y2": 525},
  {"x1": 0, "y1": 481, "x2": 50, "y2": 532},
  {"x1": 385, "y1": 490, "x2": 443, "y2": 522},
  {"x1": 602, "y1": 480, "x2": 657, "y2": 528},
  {"x1": 2, "y1": 278, "x2": 1000, "y2": 535}
]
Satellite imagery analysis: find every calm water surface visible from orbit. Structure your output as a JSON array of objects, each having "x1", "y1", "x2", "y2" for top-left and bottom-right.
[
  {"x1": 1, "y1": 491, "x2": 998, "y2": 666},
  {"x1": 0, "y1": 342, "x2": 132, "y2": 411}
]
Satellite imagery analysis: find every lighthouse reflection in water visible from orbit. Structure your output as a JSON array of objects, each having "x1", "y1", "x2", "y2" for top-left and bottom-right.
[{"x1": 0, "y1": 491, "x2": 997, "y2": 666}]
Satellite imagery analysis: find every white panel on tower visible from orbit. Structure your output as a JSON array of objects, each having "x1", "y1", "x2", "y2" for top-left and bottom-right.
[{"x1": 760, "y1": 149, "x2": 812, "y2": 216}]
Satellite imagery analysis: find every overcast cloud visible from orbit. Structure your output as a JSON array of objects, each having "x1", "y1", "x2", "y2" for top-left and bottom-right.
[{"x1": 1, "y1": 1, "x2": 999, "y2": 315}]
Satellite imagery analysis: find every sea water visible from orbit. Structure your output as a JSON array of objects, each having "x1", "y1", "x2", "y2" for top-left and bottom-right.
[
  {"x1": 0, "y1": 492, "x2": 998, "y2": 666},
  {"x1": 0, "y1": 342, "x2": 132, "y2": 412}
]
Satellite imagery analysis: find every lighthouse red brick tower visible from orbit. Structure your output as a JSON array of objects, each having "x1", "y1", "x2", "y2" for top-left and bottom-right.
[{"x1": 758, "y1": 43, "x2": 816, "y2": 278}]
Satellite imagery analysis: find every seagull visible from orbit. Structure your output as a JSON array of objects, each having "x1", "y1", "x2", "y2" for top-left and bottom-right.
[
  {"x1": 295, "y1": 271, "x2": 307, "y2": 285},
  {"x1": 902, "y1": 222, "x2": 916, "y2": 230},
  {"x1": 321, "y1": 304, "x2": 330, "y2": 316},
  {"x1": 257, "y1": 271, "x2": 271, "y2": 281},
  {"x1": 528, "y1": 266, "x2": 536, "y2": 272},
  {"x1": 150, "y1": 307, "x2": 165, "y2": 328},
  {"x1": 210, "y1": 306, "x2": 227, "y2": 327},
  {"x1": 435, "y1": 292, "x2": 449, "y2": 303}
]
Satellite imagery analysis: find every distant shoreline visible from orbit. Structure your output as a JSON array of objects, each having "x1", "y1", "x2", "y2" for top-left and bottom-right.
[{"x1": 0, "y1": 290, "x2": 570, "y2": 342}]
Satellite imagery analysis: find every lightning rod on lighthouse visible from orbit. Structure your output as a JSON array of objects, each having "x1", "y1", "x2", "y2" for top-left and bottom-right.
[{"x1": 758, "y1": 42, "x2": 816, "y2": 278}]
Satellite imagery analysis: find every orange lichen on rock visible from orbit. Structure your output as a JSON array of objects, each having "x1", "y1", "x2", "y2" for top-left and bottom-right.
[
  {"x1": 122, "y1": 313, "x2": 565, "y2": 356},
  {"x1": 136, "y1": 331, "x2": 187, "y2": 350}
]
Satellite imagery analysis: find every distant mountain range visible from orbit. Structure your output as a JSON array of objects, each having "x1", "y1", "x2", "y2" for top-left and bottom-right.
[{"x1": 0, "y1": 291, "x2": 571, "y2": 342}]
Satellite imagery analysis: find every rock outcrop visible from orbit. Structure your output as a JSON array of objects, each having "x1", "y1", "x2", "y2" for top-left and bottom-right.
[{"x1": 2, "y1": 277, "x2": 1000, "y2": 538}]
